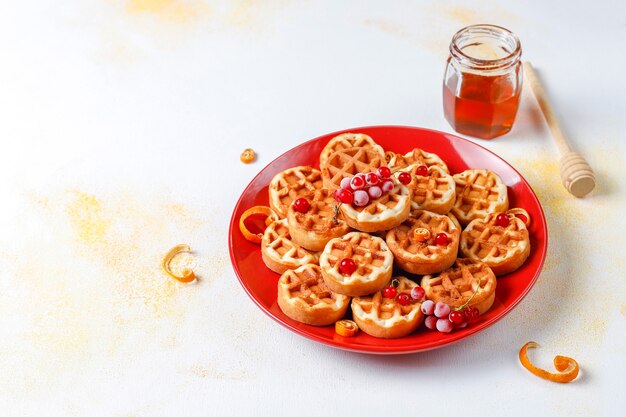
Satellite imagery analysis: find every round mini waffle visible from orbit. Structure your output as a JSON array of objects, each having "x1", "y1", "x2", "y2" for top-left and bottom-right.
[
  {"x1": 319, "y1": 133, "x2": 384, "y2": 166},
  {"x1": 269, "y1": 166, "x2": 324, "y2": 218},
  {"x1": 319, "y1": 231, "x2": 393, "y2": 297},
  {"x1": 406, "y1": 165, "x2": 456, "y2": 215},
  {"x1": 351, "y1": 276, "x2": 424, "y2": 338},
  {"x1": 451, "y1": 169, "x2": 509, "y2": 225},
  {"x1": 287, "y1": 189, "x2": 351, "y2": 252},
  {"x1": 339, "y1": 180, "x2": 411, "y2": 233},
  {"x1": 277, "y1": 264, "x2": 350, "y2": 326},
  {"x1": 320, "y1": 146, "x2": 386, "y2": 191},
  {"x1": 385, "y1": 148, "x2": 449, "y2": 173},
  {"x1": 261, "y1": 219, "x2": 318, "y2": 274},
  {"x1": 421, "y1": 258, "x2": 497, "y2": 315},
  {"x1": 460, "y1": 210, "x2": 531, "y2": 276},
  {"x1": 385, "y1": 210, "x2": 460, "y2": 275}
]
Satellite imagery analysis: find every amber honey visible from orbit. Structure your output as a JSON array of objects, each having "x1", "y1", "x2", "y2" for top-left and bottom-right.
[{"x1": 443, "y1": 25, "x2": 522, "y2": 139}]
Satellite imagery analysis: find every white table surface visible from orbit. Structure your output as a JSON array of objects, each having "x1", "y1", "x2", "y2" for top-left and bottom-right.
[{"x1": 1, "y1": 1, "x2": 625, "y2": 416}]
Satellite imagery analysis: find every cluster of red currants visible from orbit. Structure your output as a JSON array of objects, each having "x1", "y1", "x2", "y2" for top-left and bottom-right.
[
  {"x1": 333, "y1": 167, "x2": 395, "y2": 207},
  {"x1": 421, "y1": 300, "x2": 480, "y2": 333}
]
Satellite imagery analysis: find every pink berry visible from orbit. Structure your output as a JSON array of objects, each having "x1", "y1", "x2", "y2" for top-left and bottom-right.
[
  {"x1": 436, "y1": 318, "x2": 454, "y2": 333},
  {"x1": 397, "y1": 172, "x2": 412, "y2": 185},
  {"x1": 424, "y1": 315, "x2": 438, "y2": 330},
  {"x1": 366, "y1": 172, "x2": 380, "y2": 186},
  {"x1": 292, "y1": 198, "x2": 310, "y2": 213},
  {"x1": 380, "y1": 179, "x2": 394, "y2": 193},
  {"x1": 415, "y1": 165, "x2": 428, "y2": 176},
  {"x1": 382, "y1": 286, "x2": 397, "y2": 299},
  {"x1": 421, "y1": 300, "x2": 435, "y2": 315},
  {"x1": 353, "y1": 190, "x2": 369, "y2": 207},
  {"x1": 340, "y1": 177, "x2": 352, "y2": 190},
  {"x1": 411, "y1": 286, "x2": 425, "y2": 300},
  {"x1": 496, "y1": 213, "x2": 510, "y2": 227},
  {"x1": 334, "y1": 188, "x2": 354, "y2": 204},
  {"x1": 350, "y1": 175, "x2": 365, "y2": 190},
  {"x1": 368, "y1": 185, "x2": 382, "y2": 199},
  {"x1": 455, "y1": 321, "x2": 468, "y2": 329},
  {"x1": 339, "y1": 258, "x2": 356, "y2": 275},
  {"x1": 397, "y1": 293, "x2": 411, "y2": 306},
  {"x1": 377, "y1": 166, "x2": 391, "y2": 178},
  {"x1": 434, "y1": 301, "x2": 451, "y2": 318}
]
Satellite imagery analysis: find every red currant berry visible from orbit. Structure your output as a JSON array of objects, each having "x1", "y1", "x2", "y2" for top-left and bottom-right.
[
  {"x1": 380, "y1": 179, "x2": 394, "y2": 193},
  {"x1": 350, "y1": 175, "x2": 366, "y2": 190},
  {"x1": 415, "y1": 165, "x2": 428, "y2": 176},
  {"x1": 366, "y1": 172, "x2": 380, "y2": 186},
  {"x1": 334, "y1": 188, "x2": 354, "y2": 205},
  {"x1": 435, "y1": 233, "x2": 448, "y2": 246},
  {"x1": 464, "y1": 307, "x2": 480, "y2": 321},
  {"x1": 339, "y1": 258, "x2": 356, "y2": 275},
  {"x1": 377, "y1": 166, "x2": 391, "y2": 178},
  {"x1": 397, "y1": 172, "x2": 412, "y2": 185},
  {"x1": 292, "y1": 198, "x2": 310, "y2": 213},
  {"x1": 410, "y1": 286, "x2": 425, "y2": 300},
  {"x1": 397, "y1": 293, "x2": 411, "y2": 306},
  {"x1": 448, "y1": 310, "x2": 466, "y2": 325},
  {"x1": 382, "y1": 286, "x2": 397, "y2": 299},
  {"x1": 495, "y1": 213, "x2": 510, "y2": 227}
]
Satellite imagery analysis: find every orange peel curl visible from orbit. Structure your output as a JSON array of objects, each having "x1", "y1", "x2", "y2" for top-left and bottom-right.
[
  {"x1": 162, "y1": 244, "x2": 196, "y2": 283},
  {"x1": 519, "y1": 341, "x2": 579, "y2": 383}
]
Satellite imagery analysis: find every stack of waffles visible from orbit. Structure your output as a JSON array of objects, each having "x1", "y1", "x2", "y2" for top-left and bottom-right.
[{"x1": 257, "y1": 133, "x2": 532, "y2": 338}]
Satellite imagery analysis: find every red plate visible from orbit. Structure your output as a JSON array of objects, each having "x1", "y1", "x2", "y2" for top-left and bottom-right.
[{"x1": 228, "y1": 126, "x2": 547, "y2": 354}]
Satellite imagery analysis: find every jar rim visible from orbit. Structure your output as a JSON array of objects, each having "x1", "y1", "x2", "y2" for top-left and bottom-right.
[{"x1": 450, "y1": 24, "x2": 521, "y2": 70}]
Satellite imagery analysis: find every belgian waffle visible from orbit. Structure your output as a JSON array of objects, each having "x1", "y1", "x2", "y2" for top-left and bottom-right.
[
  {"x1": 386, "y1": 210, "x2": 460, "y2": 275},
  {"x1": 451, "y1": 169, "x2": 508, "y2": 225},
  {"x1": 320, "y1": 146, "x2": 386, "y2": 191},
  {"x1": 277, "y1": 264, "x2": 350, "y2": 326},
  {"x1": 406, "y1": 165, "x2": 456, "y2": 215},
  {"x1": 339, "y1": 180, "x2": 411, "y2": 233},
  {"x1": 261, "y1": 219, "x2": 318, "y2": 274},
  {"x1": 319, "y1": 231, "x2": 393, "y2": 297},
  {"x1": 421, "y1": 258, "x2": 497, "y2": 315},
  {"x1": 460, "y1": 210, "x2": 530, "y2": 276},
  {"x1": 269, "y1": 166, "x2": 324, "y2": 218},
  {"x1": 386, "y1": 148, "x2": 449, "y2": 173},
  {"x1": 319, "y1": 133, "x2": 384, "y2": 166},
  {"x1": 351, "y1": 276, "x2": 424, "y2": 338},
  {"x1": 287, "y1": 189, "x2": 351, "y2": 252}
]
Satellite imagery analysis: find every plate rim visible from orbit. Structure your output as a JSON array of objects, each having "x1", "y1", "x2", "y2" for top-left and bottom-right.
[{"x1": 228, "y1": 125, "x2": 548, "y2": 354}]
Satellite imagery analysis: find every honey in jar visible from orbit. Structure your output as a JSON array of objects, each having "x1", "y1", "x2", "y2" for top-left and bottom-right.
[{"x1": 443, "y1": 24, "x2": 523, "y2": 139}]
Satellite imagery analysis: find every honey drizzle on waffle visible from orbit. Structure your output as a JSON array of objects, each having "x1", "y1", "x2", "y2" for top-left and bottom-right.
[
  {"x1": 321, "y1": 147, "x2": 385, "y2": 190},
  {"x1": 422, "y1": 259, "x2": 495, "y2": 307},
  {"x1": 263, "y1": 219, "x2": 317, "y2": 266},
  {"x1": 324, "y1": 232, "x2": 392, "y2": 283},
  {"x1": 282, "y1": 264, "x2": 342, "y2": 307},
  {"x1": 270, "y1": 166, "x2": 323, "y2": 218},
  {"x1": 462, "y1": 214, "x2": 529, "y2": 263},
  {"x1": 452, "y1": 170, "x2": 508, "y2": 222},
  {"x1": 407, "y1": 165, "x2": 455, "y2": 213},
  {"x1": 352, "y1": 277, "x2": 421, "y2": 325}
]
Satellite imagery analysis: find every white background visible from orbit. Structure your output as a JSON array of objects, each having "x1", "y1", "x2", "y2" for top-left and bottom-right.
[{"x1": 1, "y1": 1, "x2": 624, "y2": 416}]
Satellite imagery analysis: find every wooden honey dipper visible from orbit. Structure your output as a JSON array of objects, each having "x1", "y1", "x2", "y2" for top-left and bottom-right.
[{"x1": 524, "y1": 62, "x2": 595, "y2": 197}]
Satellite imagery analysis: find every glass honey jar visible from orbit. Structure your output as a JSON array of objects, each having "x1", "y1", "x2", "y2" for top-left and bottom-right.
[{"x1": 443, "y1": 24, "x2": 523, "y2": 139}]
